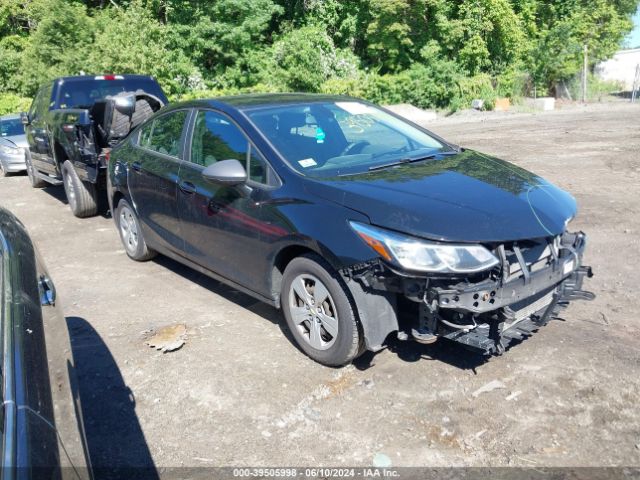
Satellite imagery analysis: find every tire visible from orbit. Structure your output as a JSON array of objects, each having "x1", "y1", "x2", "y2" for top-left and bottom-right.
[
  {"x1": 115, "y1": 199, "x2": 156, "y2": 261},
  {"x1": 25, "y1": 154, "x2": 46, "y2": 187},
  {"x1": 0, "y1": 161, "x2": 9, "y2": 178},
  {"x1": 131, "y1": 98, "x2": 155, "y2": 129},
  {"x1": 281, "y1": 254, "x2": 363, "y2": 367},
  {"x1": 61, "y1": 160, "x2": 98, "y2": 218}
]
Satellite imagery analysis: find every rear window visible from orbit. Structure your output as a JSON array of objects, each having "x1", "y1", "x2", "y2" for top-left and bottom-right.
[
  {"x1": 55, "y1": 78, "x2": 167, "y2": 110},
  {"x1": 0, "y1": 119, "x2": 24, "y2": 137}
]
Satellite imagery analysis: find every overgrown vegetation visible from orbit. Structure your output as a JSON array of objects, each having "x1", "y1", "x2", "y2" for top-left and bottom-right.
[{"x1": 0, "y1": 0, "x2": 637, "y2": 115}]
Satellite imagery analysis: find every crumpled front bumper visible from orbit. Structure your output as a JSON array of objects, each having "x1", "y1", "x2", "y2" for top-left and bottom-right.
[
  {"x1": 344, "y1": 230, "x2": 595, "y2": 355},
  {"x1": 421, "y1": 231, "x2": 595, "y2": 354}
]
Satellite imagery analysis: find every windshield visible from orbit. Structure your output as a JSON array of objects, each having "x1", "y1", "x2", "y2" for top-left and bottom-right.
[
  {"x1": 56, "y1": 78, "x2": 167, "y2": 109},
  {"x1": 0, "y1": 118, "x2": 24, "y2": 137},
  {"x1": 246, "y1": 101, "x2": 448, "y2": 177}
]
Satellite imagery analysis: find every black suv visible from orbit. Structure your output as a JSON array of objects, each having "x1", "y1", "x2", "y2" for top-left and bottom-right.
[{"x1": 22, "y1": 75, "x2": 167, "y2": 217}]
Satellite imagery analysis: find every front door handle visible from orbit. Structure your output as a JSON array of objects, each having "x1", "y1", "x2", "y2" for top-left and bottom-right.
[
  {"x1": 179, "y1": 181, "x2": 196, "y2": 195},
  {"x1": 131, "y1": 162, "x2": 142, "y2": 172}
]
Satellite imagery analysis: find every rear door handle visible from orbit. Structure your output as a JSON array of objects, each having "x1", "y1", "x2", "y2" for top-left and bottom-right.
[
  {"x1": 179, "y1": 181, "x2": 196, "y2": 195},
  {"x1": 131, "y1": 162, "x2": 142, "y2": 172}
]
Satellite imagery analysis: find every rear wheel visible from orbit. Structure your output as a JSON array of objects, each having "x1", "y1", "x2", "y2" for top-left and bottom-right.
[
  {"x1": 116, "y1": 199, "x2": 156, "y2": 261},
  {"x1": 61, "y1": 160, "x2": 97, "y2": 217},
  {"x1": 281, "y1": 254, "x2": 362, "y2": 367},
  {"x1": 26, "y1": 155, "x2": 46, "y2": 187}
]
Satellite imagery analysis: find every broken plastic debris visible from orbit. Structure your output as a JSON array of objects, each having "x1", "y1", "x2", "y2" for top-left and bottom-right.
[
  {"x1": 505, "y1": 390, "x2": 523, "y2": 401},
  {"x1": 472, "y1": 380, "x2": 506, "y2": 398},
  {"x1": 372, "y1": 453, "x2": 392, "y2": 468},
  {"x1": 146, "y1": 324, "x2": 186, "y2": 352}
]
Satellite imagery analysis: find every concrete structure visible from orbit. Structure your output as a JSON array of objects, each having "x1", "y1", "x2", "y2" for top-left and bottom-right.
[
  {"x1": 383, "y1": 103, "x2": 437, "y2": 124},
  {"x1": 525, "y1": 97, "x2": 556, "y2": 111},
  {"x1": 595, "y1": 48, "x2": 640, "y2": 91}
]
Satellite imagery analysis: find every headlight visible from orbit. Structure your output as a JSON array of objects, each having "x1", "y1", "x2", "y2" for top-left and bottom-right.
[
  {"x1": 349, "y1": 221, "x2": 500, "y2": 273},
  {"x1": 0, "y1": 144, "x2": 20, "y2": 155}
]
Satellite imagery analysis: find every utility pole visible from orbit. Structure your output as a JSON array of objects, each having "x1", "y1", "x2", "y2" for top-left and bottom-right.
[{"x1": 582, "y1": 44, "x2": 588, "y2": 103}]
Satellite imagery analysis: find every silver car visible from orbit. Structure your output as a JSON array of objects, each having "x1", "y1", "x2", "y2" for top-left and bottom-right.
[{"x1": 0, "y1": 114, "x2": 28, "y2": 176}]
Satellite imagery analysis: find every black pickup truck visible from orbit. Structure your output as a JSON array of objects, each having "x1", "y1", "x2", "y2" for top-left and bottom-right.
[{"x1": 22, "y1": 75, "x2": 168, "y2": 217}]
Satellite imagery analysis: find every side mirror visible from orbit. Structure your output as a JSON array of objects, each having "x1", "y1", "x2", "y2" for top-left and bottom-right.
[
  {"x1": 20, "y1": 112, "x2": 30, "y2": 126},
  {"x1": 202, "y1": 159, "x2": 247, "y2": 186}
]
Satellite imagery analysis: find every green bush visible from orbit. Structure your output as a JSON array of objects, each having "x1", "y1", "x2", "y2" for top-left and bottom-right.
[
  {"x1": 0, "y1": 93, "x2": 31, "y2": 116},
  {"x1": 567, "y1": 73, "x2": 625, "y2": 102},
  {"x1": 0, "y1": 35, "x2": 27, "y2": 93},
  {"x1": 175, "y1": 83, "x2": 279, "y2": 102},
  {"x1": 270, "y1": 25, "x2": 360, "y2": 91},
  {"x1": 453, "y1": 74, "x2": 498, "y2": 111}
]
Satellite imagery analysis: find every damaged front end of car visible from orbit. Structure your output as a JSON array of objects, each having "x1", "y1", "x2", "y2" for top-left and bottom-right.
[{"x1": 344, "y1": 225, "x2": 595, "y2": 356}]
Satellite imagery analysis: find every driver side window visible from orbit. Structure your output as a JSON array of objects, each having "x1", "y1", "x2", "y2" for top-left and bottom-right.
[
  {"x1": 190, "y1": 110, "x2": 278, "y2": 186},
  {"x1": 190, "y1": 110, "x2": 247, "y2": 167},
  {"x1": 138, "y1": 110, "x2": 188, "y2": 158}
]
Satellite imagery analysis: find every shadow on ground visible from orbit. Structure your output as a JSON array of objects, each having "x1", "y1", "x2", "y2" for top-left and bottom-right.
[
  {"x1": 39, "y1": 183, "x2": 111, "y2": 218},
  {"x1": 153, "y1": 256, "x2": 491, "y2": 372},
  {"x1": 354, "y1": 336, "x2": 489, "y2": 372},
  {"x1": 66, "y1": 317, "x2": 158, "y2": 480}
]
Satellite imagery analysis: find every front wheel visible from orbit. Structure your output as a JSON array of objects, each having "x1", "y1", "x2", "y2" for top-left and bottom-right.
[
  {"x1": 25, "y1": 154, "x2": 46, "y2": 187},
  {"x1": 0, "y1": 161, "x2": 9, "y2": 178},
  {"x1": 115, "y1": 199, "x2": 156, "y2": 261},
  {"x1": 281, "y1": 254, "x2": 363, "y2": 367},
  {"x1": 61, "y1": 160, "x2": 97, "y2": 217}
]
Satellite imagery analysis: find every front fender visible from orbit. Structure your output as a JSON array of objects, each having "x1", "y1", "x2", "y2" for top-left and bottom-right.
[{"x1": 262, "y1": 197, "x2": 398, "y2": 351}]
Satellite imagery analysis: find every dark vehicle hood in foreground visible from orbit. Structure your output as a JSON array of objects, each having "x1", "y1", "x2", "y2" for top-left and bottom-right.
[{"x1": 306, "y1": 150, "x2": 577, "y2": 243}]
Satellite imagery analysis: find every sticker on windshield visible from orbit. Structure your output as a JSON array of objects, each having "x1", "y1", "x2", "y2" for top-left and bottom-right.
[
  {"x1": 315, "y1": 127, "x2": 326, "y2": 144},
  {"x1": 335, "y1": 101, "x2": 374, "y2": 115},
  {"x1": 298, "y1": 158, "x2": 317, "y2": 168}
]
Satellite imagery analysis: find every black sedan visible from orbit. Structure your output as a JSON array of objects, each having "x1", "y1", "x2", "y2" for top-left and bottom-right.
[
  {"x1": 107, "y1": 94, "x2": 594, "y2": 366},
  {"x1": 0, "y1": 207, "x2": 91, "y2": 478}
]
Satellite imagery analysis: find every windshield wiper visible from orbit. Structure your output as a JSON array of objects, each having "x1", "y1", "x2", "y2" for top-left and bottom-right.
[{"x1": 368, "y1": 150, "x2": 458, "y2": 171}]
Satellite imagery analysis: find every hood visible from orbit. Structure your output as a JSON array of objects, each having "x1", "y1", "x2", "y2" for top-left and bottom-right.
[
  {"x1": 306, "y1": 150, "x2": 577, "y2": 243},
  {"x1": 0, "y1": 134, "x2": 28, "y2": 149}
]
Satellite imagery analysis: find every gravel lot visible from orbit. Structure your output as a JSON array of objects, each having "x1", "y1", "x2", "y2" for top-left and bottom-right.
[{"x1": 1, "y1": 101, "x2": 639, "y2": 472}]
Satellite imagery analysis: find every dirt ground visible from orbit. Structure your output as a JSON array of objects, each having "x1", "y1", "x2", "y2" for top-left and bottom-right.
[{"x1": 1, "y1": 101, "x2": 639, "y2": 472}]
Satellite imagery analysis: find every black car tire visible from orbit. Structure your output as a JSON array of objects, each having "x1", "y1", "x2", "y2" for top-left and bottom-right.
[
  {"x1": 115, "y1": 198, "x2": 156, "y2": 261},
  {"x1": 61, "y1": 160, "x2": 98, "y2": 218},
  {"x1": 25, "y1": 155, "x2": 46, "y2": 187},
  {"x1": 282, "y1": 254, "x2": 363, "y2": 367}
]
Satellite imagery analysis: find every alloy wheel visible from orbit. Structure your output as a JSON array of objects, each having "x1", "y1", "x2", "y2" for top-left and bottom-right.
[
  {"x1": 119, "y1": 205, "x2": 139, "y2": 254},
  {"x1": 288, "y1": 274, "x2": 339, "y2": 350}
]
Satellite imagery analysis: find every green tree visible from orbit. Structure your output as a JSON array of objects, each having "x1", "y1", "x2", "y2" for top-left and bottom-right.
[
  {"x1": 271, "y1": 24, "x2": 360, "y2": 91},
  {"x1": 18, "y1": 0, "x2": 93, "y2": 95},
  {"x1": 87, "y1": 2, "x2": 198, "y2": 95}
]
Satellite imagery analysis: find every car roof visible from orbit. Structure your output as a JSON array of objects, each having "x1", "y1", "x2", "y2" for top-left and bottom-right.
[
  {"x1": 53, "y1": 74, "x2": 158, "y2": 83},
  {"x1": 172, "y1": 93, "x2": 363, "y2": 111},
  {"x1": 0, "y1": 114, "x2": 20, "y2": 120}
]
